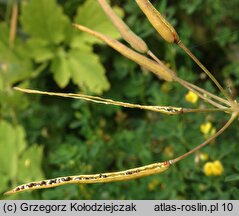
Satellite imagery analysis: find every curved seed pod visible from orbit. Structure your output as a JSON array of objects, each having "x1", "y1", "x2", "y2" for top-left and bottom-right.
[
  {"x1": 73, "y1": 24, "x2": 175, "y2": 82},
  {"x1": 5, "y1": 161, "x2": 171, "y2": 195},
  {"x1": 135, "y1": 0, "x2": 179, "y2": 44},
  {"x1": 98, "y1": 0, "x2": 148, "y2": 53},
  {"x1": 14, "y1": 87, "x2": 184, "y2": 115}
]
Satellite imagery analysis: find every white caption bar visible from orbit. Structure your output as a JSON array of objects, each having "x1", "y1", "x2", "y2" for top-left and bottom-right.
[{"x1": 0, "y1": 200, "x2": 238, "y2": 216}]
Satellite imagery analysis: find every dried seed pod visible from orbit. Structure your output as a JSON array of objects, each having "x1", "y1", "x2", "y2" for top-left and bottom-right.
[
  {"x1": 73, "y1": 24, "x2": 175, "y2": 82},
  {"x1": 135, "y1": 0, "x2": 179, "y2": 44},
  {"x1": 13, "y1": 87, "x2": 185, "y2": 115},
  {"x1": 5, "y1": 161, "x2": 171, "y2": 195},
  {"x1": 98, "y1": 0, "x2": 148, "y2": 53}
]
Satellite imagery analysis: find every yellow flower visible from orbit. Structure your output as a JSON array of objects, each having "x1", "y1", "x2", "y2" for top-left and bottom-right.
[
  {"x1": 203, "y1": 162, "x2": 214, "y2": 176},
  {"x1": 200, "y1": 122, "x2": 216, "y2": 138},
  {"x1": 212, "y1": 160, "x2": 224, "y2": 176},
  {"x1": 203, "y1": 160, "x2": 224, "y2": 176},
  {"x1": 200, "y1": 122, "x2": 212, "y2": 135},
  {"x1": 185, "y1": 91, "x2": 198, "y2": 104}
]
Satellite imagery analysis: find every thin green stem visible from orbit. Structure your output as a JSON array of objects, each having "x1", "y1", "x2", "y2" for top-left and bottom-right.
[
  {"x1": 172, "y1": 112, "x2": 238, "y2": 164},
  {"x1": 183, "y1": 107, "x2": 231, "y2": 114},
  {"x1": 141, "y1": 47, "x2": 229, "y2": 110},
  {"x1": 177, "y1": 41, "x2": 233, "y2": 103},
  {"x1": 176, "y1": 77, "x2": 228, "y2": 109},
  {"x1": 145, "y1": 49, "x2": 230, "y2": 109},
  {"x1": 147, "y1": 50, "x2": 165, "y2": 66},
  {"x1": 178, "y1": 78, "x2": 231, "y2": 107}
]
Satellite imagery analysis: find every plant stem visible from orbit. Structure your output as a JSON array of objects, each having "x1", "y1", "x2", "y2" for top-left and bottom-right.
[
  {"x1": 176, "y1": 77, "x2": 228, "y2": 109},
  {"x1": 147, "y1": 50, "x2": 165, "y2": 66},
  {"x1": 177, "y1": 41, "x2": 233, "y2": 103},
  {"x1": 147, "y1": 50, "x2": 231, "y2": 106},
  {"x1": 172, "y1": 112, "x2": 238, "y2": 164},
  {"x1": 14, "y1": 87, "x2": 233, "y2": 116},
  {"x1": 177, "y1": 78, "x2": 231, "y2": 106},
  {"x1": 145, "y1": 49, "x2": 230, "y2": 109},
  {"x1": 183, "y1": 108, "x2": 231, "y2": 114}
]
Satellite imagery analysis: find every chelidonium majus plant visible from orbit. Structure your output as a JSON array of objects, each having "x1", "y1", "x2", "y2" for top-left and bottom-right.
[{"x1": 5, "y1": 0, "x2": 239, "y2": 195}]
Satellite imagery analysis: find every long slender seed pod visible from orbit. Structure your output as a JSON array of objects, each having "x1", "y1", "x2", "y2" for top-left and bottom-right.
[
  {"x1": 14, "y1": 87, "x2": 183, "y2": 114},
  {"x1": 135, "y1": 0, "x2": 179, "y2": 44},
  {"x1": 5, "y1": 161, "x2": 171, "y2": 195},
  {"x1": 73, "y1": 24, "x2": 175, "y2": 82},
  {"x1": 98, "y1": 0, "x2": 148, "y2": 53},
  {"x1": 14, "y1": 87, "x2": 230, "y2": 115}
]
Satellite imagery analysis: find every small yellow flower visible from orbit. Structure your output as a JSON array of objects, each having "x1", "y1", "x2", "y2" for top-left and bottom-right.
[
  {"x1": 200, "y1": 122, "x2": 216, "y2": 138},
  {"x1": 203, "y1": 162, "x2": 214, "y2": 176},
  {"x1": 203, "y1": 160, "x2": 224, "y2": 176},
  {"x1": 212, "y1": 160, "x2": 224, "y2": 176},
  {"x1": 185, "y1": 91, "x2": 198, "y2": 104},
  {"x1": 200, "y1": 122, "x2": 212, "y2": 135}
]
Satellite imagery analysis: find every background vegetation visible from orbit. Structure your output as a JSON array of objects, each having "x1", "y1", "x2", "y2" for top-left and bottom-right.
[{"x1": 1, "y1": 0, "x2": 239, "y2": 199}]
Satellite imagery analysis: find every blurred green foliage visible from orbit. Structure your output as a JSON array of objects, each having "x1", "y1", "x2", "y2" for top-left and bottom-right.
[{"x1": 0, "y1": 0, "x2": 239, "y2": 199}]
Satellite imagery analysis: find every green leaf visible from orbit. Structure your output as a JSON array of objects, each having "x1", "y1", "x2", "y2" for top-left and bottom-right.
[
  {"x1": 225, "y1": 174, "x2": 239, "y2": 182},
  {"x1": 0, "y1": 23, "x2": 33, "y2": 86},
  {"x1": 0, "y1": 121, "x2": 27, "y2": 178},
  {"x1": 50, "y1": 44, "x2": 110, "y2": 92},
  {"x1": 68, "y1": 47, "x2": 110, "y2": 94},
  {"x1": 51, "y1": 48, "x2": 71, "y2": 88},
  {"x1": 21, "y1": 0, "x2": 69, "y2": 44},
  {"x1": 17, "y1": 144, "x2": 44, "y2": 183},
  {"x1": 27, "y1": 38, "x2": 55, "y2": 62},
  {"x1": 72, "y1": 0, "x2": 122, "y2": 46}
]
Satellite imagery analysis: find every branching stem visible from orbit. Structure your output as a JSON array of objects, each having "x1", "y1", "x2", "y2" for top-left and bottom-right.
[
  {"x1": 172, "y1": 112, "x2": 238, "y2": 164},
  {"x1": 145, "y1": 49, "x2": 230, "y2": 108},
  {"x1": 180, "y1": 78, "x2": 231, "y2": 106},
  {"x1": 177, "y1": 41, "x2": 233, "y2": 103},
  {"x1": 175, "y1": 77, "x2": 228, "y2": 109}
]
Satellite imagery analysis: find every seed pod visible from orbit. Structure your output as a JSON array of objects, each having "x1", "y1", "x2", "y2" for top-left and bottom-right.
[
  {"x1": 13, "y1": 87, "x2": 184, "y2": 115},
  {"x1": 135, "y1": 0, "x2": 179, "y2": 44},
  {"x1": 5, "y1": 161, "x2": 171, "y2": 195},
  {"x1": 98, "y1": 0, "x2": 148, "y2": 53},
  {"x1": 73, "y1": 24, "x2": 175, "y2": 82}
]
